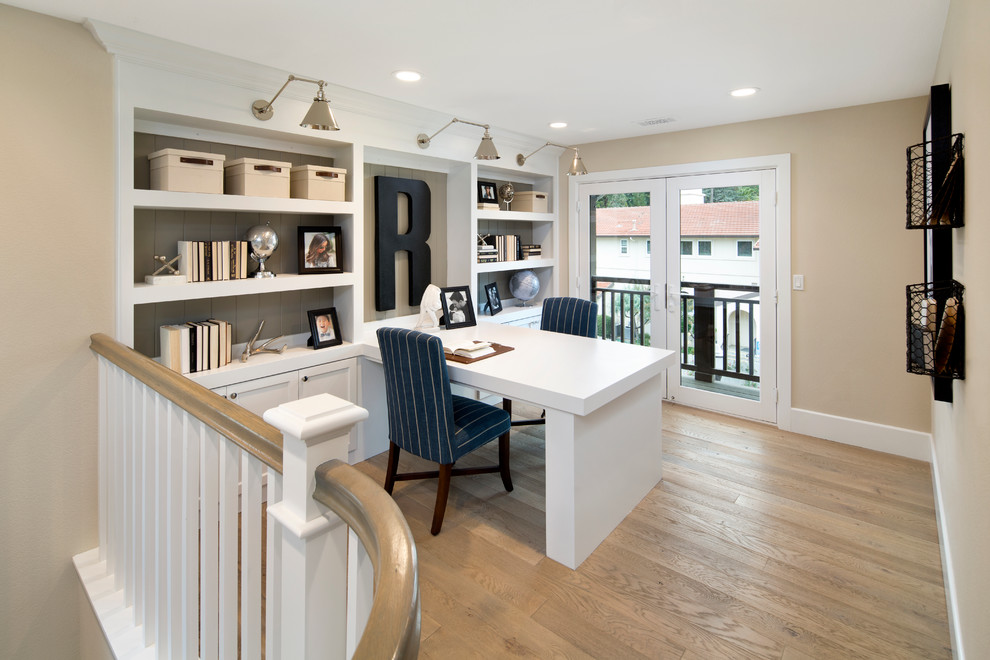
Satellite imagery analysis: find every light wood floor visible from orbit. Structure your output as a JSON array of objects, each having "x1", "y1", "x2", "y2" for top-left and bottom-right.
[{"x1": 353, "y1": 402, "x2": 952, "y2": 659}]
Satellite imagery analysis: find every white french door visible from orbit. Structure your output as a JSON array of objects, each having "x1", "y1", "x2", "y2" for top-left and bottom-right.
[
  {"x1": 576, "y1": 163, "x2": 780, "y2": 424},
  {"x1": 664, "y1": 170, "x2": 777, "y2": 423}
]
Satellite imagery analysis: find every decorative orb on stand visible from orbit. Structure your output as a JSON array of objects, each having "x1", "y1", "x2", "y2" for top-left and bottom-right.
[
  {"x1": 498, "y1": 183, "x2": 515, "y2": 211},
  {"x1": 246, "y1": 222, "x2": 279, "y2": 278},
  {"x1": 509, "y1": 269, "x2": 540, "y2": 305}
]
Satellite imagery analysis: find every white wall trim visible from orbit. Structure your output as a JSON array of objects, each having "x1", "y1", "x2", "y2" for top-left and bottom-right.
[
  {"x1": 929, "y1": 441, "x2": 963, "y2": 659},
  {"x1": 789, "y1": 408, "x2": 931, "y2": 461}
]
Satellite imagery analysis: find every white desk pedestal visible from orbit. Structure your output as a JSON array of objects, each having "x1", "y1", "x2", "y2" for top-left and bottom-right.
[{"x1": 544, "y1": 373, "x2": 664, "y2": 569}]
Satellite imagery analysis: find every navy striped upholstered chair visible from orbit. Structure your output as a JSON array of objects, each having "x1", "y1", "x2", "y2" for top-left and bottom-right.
[
  {"x1": 503, "y1": 296, "x2": 599, "y2": 427},
  {"x1": 377, "y1": 327, "x2": 513, "y2": 535}
]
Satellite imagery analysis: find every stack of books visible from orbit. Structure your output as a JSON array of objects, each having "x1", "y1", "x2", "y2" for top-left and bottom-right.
[
  {"x1": 477, "y1": 242, "x2": 498, "y2": 263},
  {"x1": 160, "y1": 319, "x2": 233, "y2": 374},
  {"x1": 176, "y1": 240, "x2": 250, "y2": 283},
  {"x1": 522, "y1": 244, "x2": 542, "y2": 260},
  {"x1": 478, "y1": 234, "x2": 530, "y2": 262}
]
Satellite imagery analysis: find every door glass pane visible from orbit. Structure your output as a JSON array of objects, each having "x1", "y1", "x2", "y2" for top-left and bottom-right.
[
  {"x1": 679, "y1": 185, "x2": 760, "y2": 400},
  {"x1": 589, "y1": 192, "x2": 652, "y2": 345}
]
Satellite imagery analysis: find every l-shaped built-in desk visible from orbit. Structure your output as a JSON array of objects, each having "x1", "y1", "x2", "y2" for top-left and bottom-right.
[{"x1": 361, "y1": 316, "x2": 676, "y2": 569}]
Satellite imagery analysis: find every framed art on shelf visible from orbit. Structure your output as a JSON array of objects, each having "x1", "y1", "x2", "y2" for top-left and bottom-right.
[
  {"x1": 307, "y1": 307, "x2": 342, "y2": 349},
  {"x1": 477, "y1": 180, "x2": 498, "y2": 209},
  {"x1": 484, "y1": 281, "x2": 502, "y2": 315},
  {"x1": 298, "y1": 226, "x2": 343, "y2": 274},
  {"x1": 440, "y1": 286, "x2": 476, "y2": 329}
]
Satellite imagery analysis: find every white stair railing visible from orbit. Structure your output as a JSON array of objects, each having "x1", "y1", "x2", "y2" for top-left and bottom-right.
[{"x1": 78, "y1": 334, "x2": 419, "y2": 659}]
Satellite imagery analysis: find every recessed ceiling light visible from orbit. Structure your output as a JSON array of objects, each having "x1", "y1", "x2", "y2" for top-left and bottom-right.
[
  {"x1": 393, "y1": 70, "x2": 422, "y2": 82},
  {"x1": 549, "y1": 121, "x2": 567, "y2": 129},
  {"x1": 730, "y1": 87, "x2": 759, "y2": 97}
]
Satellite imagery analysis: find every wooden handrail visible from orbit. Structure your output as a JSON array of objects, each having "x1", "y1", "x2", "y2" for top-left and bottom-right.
[
  {"x1": 314, "y1": 460, "x2": 421, "y2": 660},
  {"x1": 89, "y1": 333, "x2": 283, "y2": 472}
]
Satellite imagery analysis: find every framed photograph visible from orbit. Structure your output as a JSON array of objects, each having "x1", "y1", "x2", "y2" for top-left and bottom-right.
[
  {"x1": 307, "y1": 307, "x2": 342, "y2": 349},
  {"x1": 440, "y1": 286, "x2": 477, "y2": 329},
  {"x1": 298, "y1": 226, "x2": 343, "y2": 274},
  {"x1": 484, "y1": 281, "x2": 502, "y2": 316},
  {"x1": 477, "y1": 180, "x2": 498, "y2": 205}
]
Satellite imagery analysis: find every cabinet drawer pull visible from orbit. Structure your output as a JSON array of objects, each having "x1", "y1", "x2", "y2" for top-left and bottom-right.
[
  {"x1": 253, "y1": 164, "x2": 282, "y2": 172},
  {"x1": 179, "y1": 156, "x2": 214, "y2": 166},
  {"x1": 301, "y1": 375, "x2": 309, "y2": 382},
  {"x1": 230, "y1": 392, "x2": 237, "y2": 399}
]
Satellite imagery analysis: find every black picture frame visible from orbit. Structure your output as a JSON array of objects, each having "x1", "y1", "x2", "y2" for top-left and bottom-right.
[
  {"x1": 477, "y1": 180, "x2": 498, "y2": 205},
  {"x1": 440, "y1": 286, "x2": 477, "y2": 329},
  {"x1": 484, "y1": 282, "x2": 502, "y2": 316},
  {"x1": 307, "y1": 307, "x2": 343, "y2": 349},
  {"x1": 298, "y1": 226, "x2": 343, "y2": 274}
]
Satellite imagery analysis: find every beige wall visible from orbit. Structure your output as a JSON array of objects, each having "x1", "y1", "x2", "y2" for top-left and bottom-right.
[
  {"x1": 0, "y1": 5, "x2": 114, "y2": 658},
  {"x1": 931, "y1": 0, "x2": 990, "y2": 655},
  {"x1": 561, "y1": 98, "x2": 932, "y2": 433}
]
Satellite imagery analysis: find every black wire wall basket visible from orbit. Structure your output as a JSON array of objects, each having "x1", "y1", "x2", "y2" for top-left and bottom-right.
[
  {"x1": 906, "y1": 280, "x2": 964, "y2": 379},
  {"x1": 906, "y1": 133, "x2": 964, "y2": 229}
]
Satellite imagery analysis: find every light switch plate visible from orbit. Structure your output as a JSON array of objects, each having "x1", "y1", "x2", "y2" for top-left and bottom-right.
[{"x1": 793, "y1": 274, "x2": 805, "y2": 290}]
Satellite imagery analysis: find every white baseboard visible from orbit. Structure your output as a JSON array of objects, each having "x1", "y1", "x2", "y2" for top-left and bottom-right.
[
  {"x1": 789, "y1": 408, "x2": 932, "y2": 461},
  {"x1": 929, "y1": 444, "x2": 963, "y2": 659}
]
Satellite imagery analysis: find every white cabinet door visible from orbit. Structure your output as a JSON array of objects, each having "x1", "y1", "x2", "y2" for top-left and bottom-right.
[
  {"x1": 225, "y1": 372, "x2": 299, "y2": 418},
  {"x1": 299, "y1": 358, "x2": 358, "y2": 452}
]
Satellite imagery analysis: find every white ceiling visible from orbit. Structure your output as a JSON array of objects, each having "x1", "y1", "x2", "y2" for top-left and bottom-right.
[{"x1": 9, "y1": 0, "x2": 950, "y2": 145}]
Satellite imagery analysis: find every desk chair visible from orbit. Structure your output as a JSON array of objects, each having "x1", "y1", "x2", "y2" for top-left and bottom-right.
[
  {"x1": 377, "y1": 327, "x2": 513, "y2": 535},
  {"x1": 503, "y1": 296, "x2": 599, "y2": 426}
]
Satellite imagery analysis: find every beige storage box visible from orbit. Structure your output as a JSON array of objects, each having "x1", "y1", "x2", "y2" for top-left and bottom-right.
[
  {"x1": 148, "y1": 148, "x2": 226, "y2": 194},
  {"x1": 513, "y1": 190, "x2": 549, "y2": 213},
  {"x1": 290, "y1": 165, "x2": 347, "y2": 201},
  {"x1": 224, "y1": 157, "x2": 292, "y2": 198}
]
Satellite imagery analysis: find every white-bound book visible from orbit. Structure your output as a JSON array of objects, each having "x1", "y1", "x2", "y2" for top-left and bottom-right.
[{"x1": 443, "y1": 340, "x2": 495, "y2": 359}]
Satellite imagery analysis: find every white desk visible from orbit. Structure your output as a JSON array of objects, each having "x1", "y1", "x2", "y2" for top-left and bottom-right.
[{"x1": 361, "y1": 318, "x2": 676, "y2": 569}]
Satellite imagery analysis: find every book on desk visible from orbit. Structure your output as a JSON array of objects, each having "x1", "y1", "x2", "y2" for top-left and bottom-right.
[{"x1": 443, "y1": 340, "x2": 495, "y2": 359}]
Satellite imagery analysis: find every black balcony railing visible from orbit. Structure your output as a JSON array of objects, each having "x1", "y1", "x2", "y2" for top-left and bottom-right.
[{"x1": 591, "y1": 277, "x2": 760, "y2": 384}]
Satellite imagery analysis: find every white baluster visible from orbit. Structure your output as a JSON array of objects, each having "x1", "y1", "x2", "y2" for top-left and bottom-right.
[{"x1": 264, "y1": 394, "x2": 368, "y2": 660}]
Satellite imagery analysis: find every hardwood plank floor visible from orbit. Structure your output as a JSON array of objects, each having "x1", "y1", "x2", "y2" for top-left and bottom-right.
[{"x1": 353, "y1": 402, "x2": 951, "y2": 659}]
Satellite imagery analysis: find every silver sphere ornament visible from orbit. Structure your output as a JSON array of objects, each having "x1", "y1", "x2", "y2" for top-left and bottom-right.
[
  {"x1": 509, "y1": 269, "x2": 540, "y2": 304},
  {"x1": 246, "y1": 222, "x2": 279, "y2": 278},
  {"x1": 498, "y1": 183, "x2": 515, "y2": 210}
]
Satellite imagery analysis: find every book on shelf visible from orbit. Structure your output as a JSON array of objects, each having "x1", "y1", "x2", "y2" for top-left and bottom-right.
[
  {"x1": 175, "y1": 240, "x2": 251, "y2": 283},
  {"x1": 479, "y1": 234, "x2": 524, "y2": 262},
  {"x1": 443, "y1": 339, "x2": 495, "y2": 359},
  {"x1": 159, "y1": 318, "x2": 232, "y2": 374}
]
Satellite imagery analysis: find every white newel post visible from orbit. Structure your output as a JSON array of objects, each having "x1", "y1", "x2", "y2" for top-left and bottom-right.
[{"x1": 263, "y1": 393, "x2": 369, "y2": 660}]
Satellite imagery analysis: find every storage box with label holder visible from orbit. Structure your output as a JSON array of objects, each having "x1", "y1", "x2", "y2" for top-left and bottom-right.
[
  {"x1": 148, "y1": 148, "x2": 226, "y2": 194},
  {"x1": 513, "y1": 191, "x2": 549, "y2": 213},
  {"x1": 290, "y1": 165, "x2": 347, "y2": 201},
  {"x1": 224, "y1": 157, "x2": 293, "y2": 198}
]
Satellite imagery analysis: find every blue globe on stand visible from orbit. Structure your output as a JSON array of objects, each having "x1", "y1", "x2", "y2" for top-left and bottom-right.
[{"x1": 509, "y1": 269, "x2": 540, "y2": 304}]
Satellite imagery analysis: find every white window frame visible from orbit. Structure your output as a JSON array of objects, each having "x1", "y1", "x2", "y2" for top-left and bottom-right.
[
  {"x1": 737, "y1": 239, "x2": 754, "y2": 258},
  {"x1": 698, "y1": 239, "x2": 712, "y2": 256}
]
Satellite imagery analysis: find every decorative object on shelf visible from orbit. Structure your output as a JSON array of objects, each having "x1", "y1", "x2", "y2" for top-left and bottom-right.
[
  {"x1": 498, "y1": 183, "x2": 514, "y2": 211},
  {"x1": 374, "y1": 176, "x2": 432, "y2": 311},
  {"x1": 484, "y1": 282, "x2": 502, "y2": 316},
  {"x1": 290, "y1": 165, "x2": 347, "y2": 201},
  {"x1": 416, "y1": 117, "x2": 500, "y2": 160},
  {"x1": 513, "y1": 191, "x2": 548, "y2": 213},
  {"x1": 251, "y1": 74, "x2": 340, "y2": 131},
  {"x1": 440, "y1": 286, "x2": 477, "y2": 330},
  {"x1": 148, "y1": 148, "x2": 225, "y2": 193},
  {"x1": 906, "y1": 133, "x2": 964, "y2": 229},
  {"x1": 240, "y1": 320, "x2": 287, "y2": 363},
  {"x1": 414, "y1": 284, "x2": 444, "y2": 330},
  {"x1": 516, "y1": 141, "x2": 589, "y2": 176},
  {"x1": 477, "y1": 180, "x2": 499, "y2": 210},
  {"x1": 298, "y1": 226, "x2": 343, "y2": 274},
  {"x1": 509, "y1": 269, "x2": 541, "y2": 305},
  {"x1": 245, "y1": 222, "x2": 279, "y2": 278},
  {"x1": 906, "y1": 280, "x2": 964, "y2": 380},
  {"x1": 307, "y1": 307, "x2": 343, "y2": 349},
  {"x1": 225, "y1": 157, "x2": 292, "y2": 198},
  {"x1": 144, "y1": 254, "x2": 186, "y2": 285}
]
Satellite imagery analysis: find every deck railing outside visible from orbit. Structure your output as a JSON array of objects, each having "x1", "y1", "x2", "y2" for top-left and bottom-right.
[{"x1": 592, "y1": 277, "x2": 760, "y2": 384}]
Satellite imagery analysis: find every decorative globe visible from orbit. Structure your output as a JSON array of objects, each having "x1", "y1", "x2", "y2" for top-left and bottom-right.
[
  {"x1": 246, "y1": 222, "x2": 279, "y2": 278},
  {"x1": 509, "y1": 269, "x2": 540, "y2": 303},
  {"x1": 498, "y1": 183, "x2": 515, "y2": 208}
]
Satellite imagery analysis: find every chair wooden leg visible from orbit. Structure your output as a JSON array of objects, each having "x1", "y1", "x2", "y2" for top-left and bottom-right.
[
  {"x1": 502, "y1": 397, "x2": 512, "y2": 419},
  {"x1": 498, "y1": 432, "x2": 513, "y2": 492},
  {"x1": 383, "y1": 442, "x2": 401, "y2": 494},
  {"x1": 431, "y1": 464, "x2": 453, "y2": 535}
]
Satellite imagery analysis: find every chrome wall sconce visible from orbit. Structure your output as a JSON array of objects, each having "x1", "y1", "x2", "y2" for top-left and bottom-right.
[
  {"x1": 416, "y1": 118, "x2": 500, "y2": 160},
  {"x1": 517, "y1": 141, "x2": 589, "y2": 176},
  {"x1": 252, "y1": 74, "x2": 340, "y2": 131}
]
